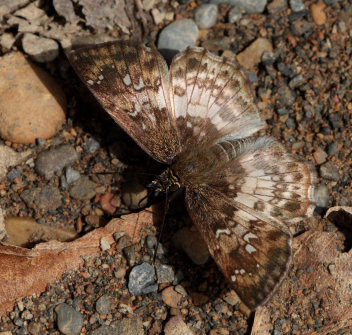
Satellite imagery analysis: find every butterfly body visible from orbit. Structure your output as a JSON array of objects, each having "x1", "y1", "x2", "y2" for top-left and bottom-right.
[{"x1": 69, "y1": 41, "x2": 316, "y2": 310}]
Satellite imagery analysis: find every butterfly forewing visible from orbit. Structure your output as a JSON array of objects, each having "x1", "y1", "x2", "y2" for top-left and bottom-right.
[{"x1": 69, "y1": 42, "x2": 180, "y2": 163}]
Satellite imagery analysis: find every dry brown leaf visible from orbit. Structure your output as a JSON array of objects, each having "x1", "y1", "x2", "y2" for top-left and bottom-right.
[
  {"x1": 0, "y1": 210, "x2": 154, "y2": 316},
  {"x1": 4, "y1": 216, "x2": 78, "y2": 247},
  {"x1": 252, "y1": 230, "x2": 352, "y2": 334}
]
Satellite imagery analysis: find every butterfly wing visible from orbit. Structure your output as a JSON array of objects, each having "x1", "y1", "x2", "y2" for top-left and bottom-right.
[
  {"x1": 169, "y1": 47, "x2": 265, "y2": 150},
  {"x1": 69, "y1": 41, "x2": 180, "y2": 164},
  {"x1": 176, "y1": 137, "x2": 315, "y2": 309}
]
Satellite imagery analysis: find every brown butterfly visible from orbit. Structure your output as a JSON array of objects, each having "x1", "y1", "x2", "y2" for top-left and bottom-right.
[{"x1": 69, "y1": 41, "x2": 315, "y2": 310}]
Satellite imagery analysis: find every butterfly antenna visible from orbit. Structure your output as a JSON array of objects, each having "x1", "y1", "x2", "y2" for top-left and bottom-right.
[{"x1": 153, "y1": 189, "x2": 170, "y2": 264}]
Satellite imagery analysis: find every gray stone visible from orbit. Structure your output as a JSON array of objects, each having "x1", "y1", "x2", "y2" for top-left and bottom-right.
[
  {"x1": 128, "y1": 262, "x2": 156, "y2": 296},
  {"x1": 95, "y1": 295, "x2": 112, "y2": 315},
  {"x1": 319, "y1": 162, "x2": 340, "y2": 181},
  {"x1": 22, "y1": 33, "x2": 59, "y2": 63},
  {"x1": 110, "y1": 317, "x2": 144, "y2": 335},
  {"x1": 55, "y1": 303, "x2": 83, "y2": 335},
  {"x1": 65, "y1": 167, "x2": 81, "y2": 185},
  {"x1": 315, "y1": 184, "x2": 329, "y2": 208},
  {"x1": 327, "y1": 142, "x2": 339, "y2": 156},
  {"x1": 91, "y1": 326, "x2": 114, "y2": 335},
  {"x1": 210, "y1": 0, "x2": 267, "y2": 13},
  {"x1": 53, "y1": 0, "x2": 79, "y2": 23},
  {"x1": 285, "y1": 118, "x2": 296, "y2": 129},
  {"x1": 7, "y1": 168, "x2": 21, "y2": 181},
  {"x1": 35, "y1": 145, "x2": 79, "y2": 179},
  {"x1": 86, "y1": 137, "x2": 100, "y2": 154},
  {"x1": 156, "y1": 264, "x2": 175, "y2": 284},
  {"x1": 69, "y1": 176, "x2": 97, "y2": 200},
  {"x1": 267, "y1": 0, "x2": 288, "y2": 14},
  {"x1": 289, "y1": 74, "x2": 304, "y2": 89},
  {"x1": 278, "y1": 85, "x2": 296, "y2": 106},
  {"x1": 289, "y1": 0, "x2": 305, "y2": 12},
  {"x1": 228, "y1": 6, "x2": 242, "y2": 23},
  {"x1": 14, "y1": 3, "x2": 45, "y2": 20},
  {"x1": 21, "y1": 185, "x2": 62, "y2": 211},
  {"x1": 158, "y1": 19, "x2": 199, "y2": 55},
  {"x1": 0, "y1": 0, "x2": 29, "y2": 19},
  {"x1": 194, "y1": 4, "x2": 218, "y2": 29}
]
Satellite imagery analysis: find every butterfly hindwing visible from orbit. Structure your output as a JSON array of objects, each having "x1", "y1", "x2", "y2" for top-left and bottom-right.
[
  {"x1": 175, "y1": 136, "x2": 315, "y2": 309},
  {"x1": 185, "y1": 184, "x2": 292, "y2": 310},
  {"x1": 69, "y1": 42, "x2": 180, "y2": 163}
]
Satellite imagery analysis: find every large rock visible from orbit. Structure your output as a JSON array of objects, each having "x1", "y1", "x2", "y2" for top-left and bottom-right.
[{"x1": 0, "y1": 52, "x2": 66, "y2": 144}]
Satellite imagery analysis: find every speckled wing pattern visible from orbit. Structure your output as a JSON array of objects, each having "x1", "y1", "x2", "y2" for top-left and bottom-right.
[
  {"x1": 69, "y1": 42, "x2": 316, "y2": 310},
  {"x1": 174, "y1": 137, "x2": 315, "y2": 309},
  {"x1": 69, "y1": 42, "x2": 180, "y2": 164}
]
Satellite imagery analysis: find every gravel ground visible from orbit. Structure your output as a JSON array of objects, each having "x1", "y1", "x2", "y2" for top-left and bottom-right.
[{"x1": 0, "y1": 0, "x2": 351, "y2": 334}]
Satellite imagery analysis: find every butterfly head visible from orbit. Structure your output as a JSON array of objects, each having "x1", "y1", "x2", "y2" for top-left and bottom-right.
[{"x1": 148, "y1": 168, "x2": 181, "y2": 196}]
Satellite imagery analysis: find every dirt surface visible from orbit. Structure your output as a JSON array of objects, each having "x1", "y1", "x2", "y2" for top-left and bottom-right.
[{"x1": 0, "y1": 0, "x2": 351, "y2": 334}]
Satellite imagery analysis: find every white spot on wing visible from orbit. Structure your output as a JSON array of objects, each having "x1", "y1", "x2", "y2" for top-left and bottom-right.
[
  {"x1": 239, "y1": 269, "x2": 245, "y2": 274},
  {"x1": 123, "y1": 74, "x2": 132, "y2": 86},
  {"x1": 216, "y1": 228, "x2": 231, "y2": 239},
  {"x1": 244, "y1": 232, "x2": 257, "y2": 242},
  {"x1": 98, "y1": 74, "x2": 104, "y2": 80},
  {"x1": 231, "y1": 275, "x2": 237, "y2": 282},
  {"x1": 87, "y1": 79, "x2": 94, "y2": 85},
  {"x1": 134, "y1": 77, "x2": 145, "y2": 90},
  {"x1": 245, "y1": 244, "x2": 256, "y2": 254}
]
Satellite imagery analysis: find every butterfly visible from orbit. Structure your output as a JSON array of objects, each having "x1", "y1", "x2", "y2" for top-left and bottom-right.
[{"x1": 69, "y1": 41, "x2": 316, "y2": 310}]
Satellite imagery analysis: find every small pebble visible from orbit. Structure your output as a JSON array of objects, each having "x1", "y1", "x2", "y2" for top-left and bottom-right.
[
  {"x1": 313, "y1": 148, "x2": 328, "y2": 165},
  {"x1": 151, "y1": 8, "x2": 165, "y2": 25},
  {"x1": 211, "y1": 0, "x2": 267, "y2": 14},
  {"x1": 314, "y1": 184, "x2": 329, "y2": 208},
  {"x1": 156, "y1": 264, "x2": 175, "y2": 284},
  {"x1": 285, "y1": 118, "x2": 296, "y2": 129},
  {"x1": 0, "y1": 53, "x2": 65, "y2": 144},
  {"x1": 69, "y1": 176, "x2": 97, "y2": 200},
  {"x1": 278, "y1": 85, "x2": 296, "y2": 106},
  {"x1": 95, "y1": 295, "x2": 112, "y2": 315},
  {"x1": 86, "y1": 137, "x2": 100, "y2": 154},
  {"x1": 158, "y1": 19, "x2": 199, "y2": 54},
  {"x1": 128, "y1": 262, "x2": 156, "y2": 296},
  {"x1": 22, "y1": 33, "x2": 59, "y2": 62},
  {"x1": 55, "y1": 303, "x2": 83, "y2": 335},
  {"x1": 289, "y1": 74, "x2": 304, "y2": 89},
  {"x1": 123, "y1": 245, "x2": 137, "y2": 266},
  {"x1": 194, "y1": 4, "x2": 218, "y2": 29},
  {"x1": 164, "y1": 315, "x2": 194, "y2": 335},
  {"x1": 65, "y1": 167, "x2": 81, "y2": 185},
  {"x1": 237, "y1": 38, "x2": 273, "y2": 70},
  {"x1": 319, "y1": 162, "x2": 340, "y2": 181},
  {"x1": 162, "y1": 286, "x2": 186, "y2": 309},
  {"x1": 267, "y1": 0, "x2": 287, "y2": 13},
  {"x1": 110, "y1": 317, "x2": 144, "y2": 335},
  {"x1": 7, "y1": 168, "x2": 21, "y2": 181},
  {"x1": 289, "y1": 0, "x2": 306, "y2": 12},
  {"x1": 35, "y1": 145, "x2": 79, "y2": 179},
  {"x1": 21, "y1": 185, "x2": 62, "y2": 211},
  {"x1": 310, "y1": 2, "x2": 327, "y2": 25},
  {"x1": 228, "y1": 6, "x2": 242, "y2": 23},
  {"x1": 327, "y1": 142, "x2": 339, "y2": 156},
  {"x1": 100, "y1": 237, "x2": 111, "y2": 251}
]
